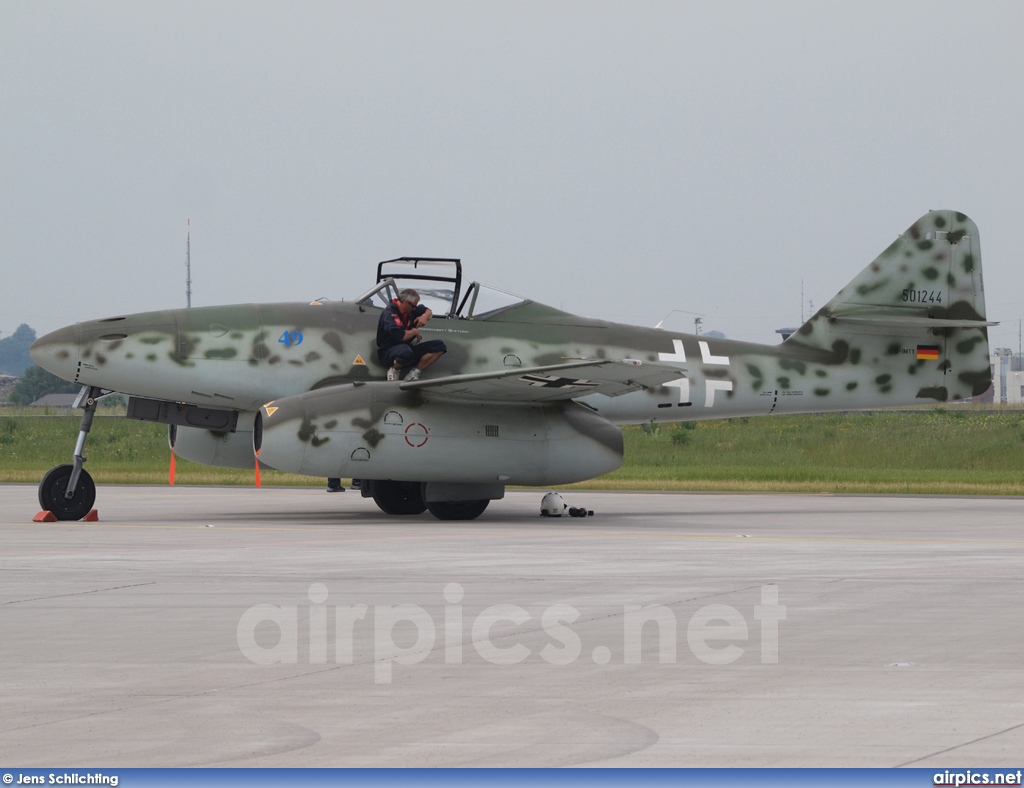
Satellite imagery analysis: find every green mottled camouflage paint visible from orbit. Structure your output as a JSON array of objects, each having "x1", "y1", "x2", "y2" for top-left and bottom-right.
[{"x1": 31, "y1": 210, "x2": 993, "y2": 483}]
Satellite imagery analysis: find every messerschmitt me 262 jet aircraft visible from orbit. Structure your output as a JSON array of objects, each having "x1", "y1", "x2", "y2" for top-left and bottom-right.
[{"x1": 30, "y1": 210, "x2": 993, "y2": 521}]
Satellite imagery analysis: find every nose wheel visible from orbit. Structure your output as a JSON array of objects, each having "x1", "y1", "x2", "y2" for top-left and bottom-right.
[
  {"x1": 38, "y1": 464, "x2": 96, "y2": 521},
  {"x1": 37, "y1": 385, "x2": 103, "y2": 521}
]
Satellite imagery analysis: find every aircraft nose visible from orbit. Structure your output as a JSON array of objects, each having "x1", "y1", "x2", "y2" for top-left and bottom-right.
[{"x1": 30, "y1": 324, "x2": 80, "y2": 383}]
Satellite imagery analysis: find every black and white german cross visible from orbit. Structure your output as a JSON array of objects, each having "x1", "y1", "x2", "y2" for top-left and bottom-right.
[{"x1": 519, "y1": 374, "x2": 601, "y2": 388}]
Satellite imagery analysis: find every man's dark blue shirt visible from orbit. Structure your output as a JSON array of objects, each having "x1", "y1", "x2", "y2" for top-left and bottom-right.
[{"x1": 377, "y1": 299, "x2": 427, "y2": 359}]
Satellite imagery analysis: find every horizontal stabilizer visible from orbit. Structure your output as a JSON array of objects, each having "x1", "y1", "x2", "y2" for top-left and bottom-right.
[{"x1": 830, "y1": 315, "x2": 998, "y2": 329}]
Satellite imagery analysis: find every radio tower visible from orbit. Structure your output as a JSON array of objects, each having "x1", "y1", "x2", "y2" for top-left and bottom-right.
[{"x1": 186, "y1": 218, "x2": 192, "y2": 308}]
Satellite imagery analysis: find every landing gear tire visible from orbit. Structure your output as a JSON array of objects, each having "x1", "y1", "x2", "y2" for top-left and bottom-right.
[
  {"x1": 38, "y1": 464, "x2": 96, "y2": 521},
  {"x1": 372, "y1": 480, "x2": 427, "y2": 515},
  {"x1": 426, "y1": 499, "x2": 490, "y2": 521}
]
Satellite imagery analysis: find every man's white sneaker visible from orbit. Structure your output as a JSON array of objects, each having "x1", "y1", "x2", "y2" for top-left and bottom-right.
[
  {"x1": 386, "y1": 367, "x2": 398, "y2": 381},
  {"x1": 404, "y1": 368, "x2": 422, "y2": 382}
]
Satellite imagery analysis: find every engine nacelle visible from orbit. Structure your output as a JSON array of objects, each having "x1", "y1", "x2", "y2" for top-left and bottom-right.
[
  {"x1": 169, "y1": 420, "x2": 258, "y2": 469},
  {"x1": 255, "y1": 383, "x2": 623, "y2": 486}
]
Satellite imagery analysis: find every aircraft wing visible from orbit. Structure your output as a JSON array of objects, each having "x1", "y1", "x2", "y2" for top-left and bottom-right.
[{"x1": 400, "y1": 358, "x2": 686, "y2": 402}]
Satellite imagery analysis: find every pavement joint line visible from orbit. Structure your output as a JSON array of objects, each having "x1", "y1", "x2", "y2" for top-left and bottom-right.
[
  {"x1": 0, "y1": 684, "x2": 253, "y2": 739},
  {"x1": 0, "y1": 657, "x2": 373, "y2": 740},
  {"x1": 2, "y1": 581, "x2": 157, "y2": 606},
  {"x1": 894, "y1": 719, "x2": 1024, "y2": 767},
  {"x1": 7, "y1": 520, "x2": 1024, "y2": 548}
]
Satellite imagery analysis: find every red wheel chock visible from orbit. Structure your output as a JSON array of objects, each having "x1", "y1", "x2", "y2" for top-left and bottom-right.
[{"x1": 32, "y1": 509, "x2": 98, "y2": 523}]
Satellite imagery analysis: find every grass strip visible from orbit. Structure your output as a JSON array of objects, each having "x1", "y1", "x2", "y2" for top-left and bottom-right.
[{"x1": 3, "y1": 408, "x2": 1024, "y2": 495}]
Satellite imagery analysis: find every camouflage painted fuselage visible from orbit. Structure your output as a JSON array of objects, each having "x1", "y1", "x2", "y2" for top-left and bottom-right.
[{"x1": 31, "y1": 210, "x2": 991, "y2": 485}]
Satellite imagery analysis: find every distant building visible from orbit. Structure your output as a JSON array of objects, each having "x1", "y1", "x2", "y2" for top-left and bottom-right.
[
  {"x1": 991, "y1": 348, "x2": 1024, "y2": 404},
  {"x1": 29, "y1": 393, "x2": 79, "y2": 408}
]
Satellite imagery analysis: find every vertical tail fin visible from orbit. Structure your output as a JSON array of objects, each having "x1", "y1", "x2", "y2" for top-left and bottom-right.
[{"x1": 786, "y1": 210, "x2": 993, "y2": 401}]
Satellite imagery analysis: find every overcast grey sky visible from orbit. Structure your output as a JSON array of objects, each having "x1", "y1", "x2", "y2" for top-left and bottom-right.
[{"x1": 2, "y1": 1, "x2": 1023, "y2": 348}]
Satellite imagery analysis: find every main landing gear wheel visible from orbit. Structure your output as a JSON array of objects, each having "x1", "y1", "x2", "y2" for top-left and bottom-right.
[
  {"x1": 372, "y1": 480, "x2": 427, "y2": 515},
  {"x1": 38, "y1": 464, "x2": 96, "y2": 521},
  {"x1": 426, "y1": 499, "x2": 490, "y2": 521}
]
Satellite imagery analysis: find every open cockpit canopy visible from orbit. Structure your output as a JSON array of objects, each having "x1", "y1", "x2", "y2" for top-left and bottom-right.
[{"x1": 355, "y1": 257, "x2": 527, "y2": 320}]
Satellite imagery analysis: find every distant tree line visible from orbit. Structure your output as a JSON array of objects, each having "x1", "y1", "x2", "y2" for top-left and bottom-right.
[
  {"x1": 0, "y1": 324, "x2": 36, "y2": 376},
  {"x1": 0, "y1": 324, "x2": 85, "y2": 405},
  {"x1": 7, "y1": 365, "x2": 80, "y2": 405}
]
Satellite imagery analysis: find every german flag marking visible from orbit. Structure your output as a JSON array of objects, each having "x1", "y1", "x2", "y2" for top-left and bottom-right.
[{"x1": 917, "y1": 345, "x2": 940, "y2": 360}]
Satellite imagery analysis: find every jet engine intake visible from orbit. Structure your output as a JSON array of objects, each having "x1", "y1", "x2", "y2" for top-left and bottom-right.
[{"x1": 169, "y1": 421, "x2": 259, "y2": 469}]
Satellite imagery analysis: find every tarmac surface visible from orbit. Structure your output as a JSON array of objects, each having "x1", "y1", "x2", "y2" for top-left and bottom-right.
[{"x1": 1, "y1": 484, "x2": 1023, "y2": 767}]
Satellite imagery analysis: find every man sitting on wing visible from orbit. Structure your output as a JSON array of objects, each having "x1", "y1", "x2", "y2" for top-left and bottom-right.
[{"x1": 376, "y1": 288, "x2": 447, "y2": 382}]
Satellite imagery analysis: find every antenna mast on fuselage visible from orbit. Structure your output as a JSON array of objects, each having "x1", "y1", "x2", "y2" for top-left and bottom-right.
[{"x1": 186, "y1": 218, "x2": 192, "y2": 308}]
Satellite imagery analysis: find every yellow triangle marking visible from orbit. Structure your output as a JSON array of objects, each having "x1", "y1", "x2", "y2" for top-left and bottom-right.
[
  {"x1": 264, "y1": 405, "x2": 278, "y2": 417},
  {"x1": 353, "y1": 355, "x2": 366, "y2": 366}
]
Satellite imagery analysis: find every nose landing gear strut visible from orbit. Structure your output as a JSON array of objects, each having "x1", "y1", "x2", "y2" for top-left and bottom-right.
[{"x1": 37, "y1": 385, "x2": 103, "y2": 521}]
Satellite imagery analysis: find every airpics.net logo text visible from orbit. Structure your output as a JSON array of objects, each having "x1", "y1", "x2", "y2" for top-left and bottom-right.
[{"x1": 236, "y1": 583, "x2": 786, "y2": 684}]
